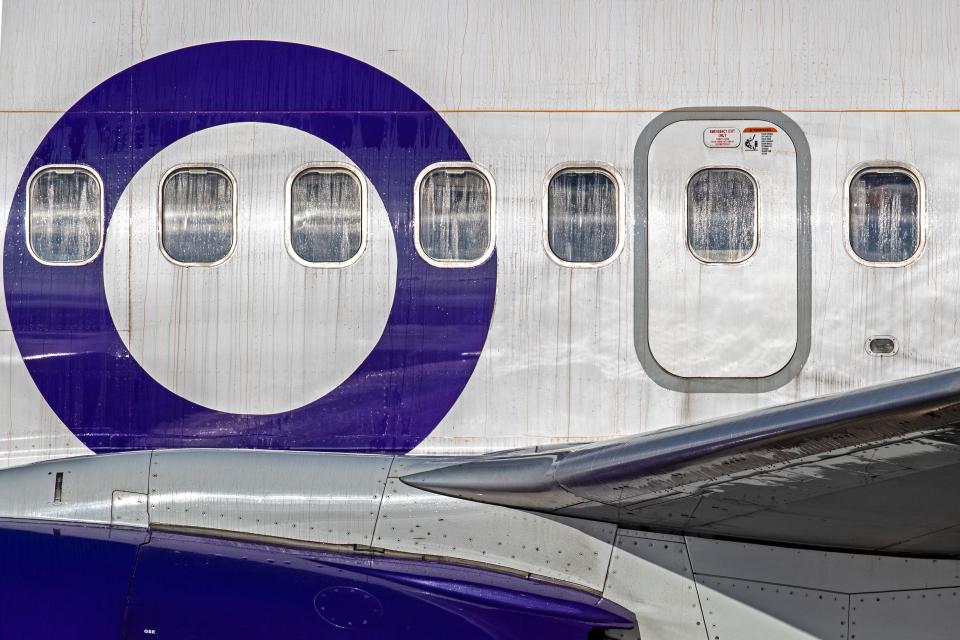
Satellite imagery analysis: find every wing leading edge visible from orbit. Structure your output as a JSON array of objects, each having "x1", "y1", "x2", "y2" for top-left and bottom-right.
[{"x1": 403, "y1": 368, "x2": 960, "y2": 556}]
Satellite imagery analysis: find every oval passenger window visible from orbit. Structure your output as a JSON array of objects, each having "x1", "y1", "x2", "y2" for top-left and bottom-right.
[
  {"x1": 686, "y1": 167, "x2": 758, "y2": 263},
  {"x1": 848, "y1": 168, "x2": 921, "y2": 265},
  {"x1": 416, "y1": 165, "x2": 493, "y2": 266},
  {"x1": 160, "y1": 166, "x2": 236, "y2": 266},
  {"x1": 28, "y1": 166, "x2": 103, "y2": 265}
]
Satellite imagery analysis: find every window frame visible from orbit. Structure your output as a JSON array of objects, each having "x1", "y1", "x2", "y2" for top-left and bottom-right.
[
  {"x1": 26, "y1": 164, "x2": 105, "y2": 266},
  {"x1": 843, "y1": 161, "x2": 925, "y2": 268},
  {"x1": 541, "y1": 162, "x2": 625, "y2": 268},
  {"x1": 684, "y1": 165, "x2": 760, "y2": 265},
  {"x1": 284, "y1": 162, "x2": 368, "y2": 268},
  {"x1": 413, "y1": 161, "x2": 496, "y2": 268},
  {"x1": 158, "y1": 163, "x2": 238, "y2": 268}
]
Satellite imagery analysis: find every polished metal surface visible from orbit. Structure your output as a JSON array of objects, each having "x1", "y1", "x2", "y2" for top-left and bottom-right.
[
  {"x1": 681, "y1": 535, "x2": 960, "y2": 640},
  {"x1": 404, "y1": 367, "x2": 960, "y2": 555},
  {"x1": 5, "y1": 34, "x2": 960, "y2": 458},
  {"x1": 0, "y1": 446, "x2": 958, "y2": 636},
  {"x1": 696, "y1": 574, "x2": 848, "y2": 640},
  {"x1": 148, "y1": 449, "x2": 392, "y2": 547},
  {"x1": 3, "y1": 2, "x2": 960, "y2": 636},
  {"x1": 375, "y1": 474, "x2": 617, "y2": 590},
  {"x1": 603, "y1": 531, "x2": 705, "y2": 640},
  {"x1": 848, "y1": 588, "x2": 960, "y2": 639},
  {"x1": 0, "y1": 451, "x2": 150, "y2": 524},
  {"x1": 0, "y1": 449, "x2": 616, "y2": 590}
]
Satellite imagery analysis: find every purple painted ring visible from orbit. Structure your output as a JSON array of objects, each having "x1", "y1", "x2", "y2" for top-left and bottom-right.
[{"x1": 3, "y1": 41, "x2": 496, "y2": 453}]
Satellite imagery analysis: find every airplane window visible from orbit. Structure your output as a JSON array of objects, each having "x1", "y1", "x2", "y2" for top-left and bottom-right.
[
  {"x1": 847, "y1": 167, "x2": 921, "y2": 265},
  {"x1": 160, "y1": 166, "x2": 236, "y2": 266},
  {"x1": 416, "y1": 164, "x2": 494, "y2": 266},
  {"x1": 546, "y1": 166, "x2": 620, "y2": 265},
  {"x1": 686, "y1": 167, "x2": 758, "y2": 263},
  {"x1": 27, "y1": 165, "x2": 103, "y2": 265},
  {"x1": 288, "y1": 165, "x2": 364, "y2": 266}
]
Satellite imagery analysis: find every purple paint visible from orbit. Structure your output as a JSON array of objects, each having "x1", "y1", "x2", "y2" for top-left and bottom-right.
[
  {"x1": 127, "y1": 529, "x2": 633, "y2": 639},
  {"x1": 0, "y1": 519, "x2": 634, "y2": 639},
  {"x1": 0, "y1": 519, "x2": 146, "y2": 640},
  {"x1": 4, "y1": 41, "x2": 497, "y2": 453}
]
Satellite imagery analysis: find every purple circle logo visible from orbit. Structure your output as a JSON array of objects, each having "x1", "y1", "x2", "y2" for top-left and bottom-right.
[{"x1": 3, "y1": 41, "x2": 496, "y2": 453}]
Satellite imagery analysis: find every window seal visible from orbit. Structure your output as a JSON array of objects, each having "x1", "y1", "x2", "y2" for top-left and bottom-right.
[
  {"x1": 843, "y1": 161, "x2": 925, "y2": 268},
  {"x1": 284, "y1": 162, "x2": 368, "y2": 268},
  {"x1": 684, "y1": 165, "x2": 760, "y2": 265},
  {"x1": 157, "y1": 163, "x2": 238, "y2": 268},
  {"x1": 541, "y1": 161, "x2": 625, "y2": 269},
  {"x1": 25, "y1": 164, "x2": 105, "y2": 267},
  {"x1": 413, "y1": 161, "x2": 496, "y2": 268}
]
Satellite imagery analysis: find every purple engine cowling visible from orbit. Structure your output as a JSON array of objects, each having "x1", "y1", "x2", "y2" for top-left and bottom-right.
[{"x1": 0, "y1": 518, "x2": 633, "y2": 639}]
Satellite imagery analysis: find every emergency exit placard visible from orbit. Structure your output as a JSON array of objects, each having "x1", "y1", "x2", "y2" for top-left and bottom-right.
[{"x1": 703, "y1": 127, "x2": 741, "y2": 148}]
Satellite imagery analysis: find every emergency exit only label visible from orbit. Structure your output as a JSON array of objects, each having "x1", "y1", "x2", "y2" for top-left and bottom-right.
[{"x1": 703, "y1": 127, "x2": 741, "y2": 148}]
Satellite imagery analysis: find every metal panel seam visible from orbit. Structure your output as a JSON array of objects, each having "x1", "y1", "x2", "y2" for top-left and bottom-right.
[
  {"x1": 120, "y1": 528, "x2": 152, "y2": 638},
  {"x1": 145, "y1": 449, "x2": 154, "y2": 527},
  {"x1": 683, "y1": 536, "x2": 712, "y2": 639},
  {"x1": 369, "y1": 455, "x2": 397, "y2": 548}
]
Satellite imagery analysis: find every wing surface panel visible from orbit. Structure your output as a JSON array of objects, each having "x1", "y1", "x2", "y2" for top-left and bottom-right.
[{"x1": 404, "y1": 369, "x2": 960, "y2": 555}]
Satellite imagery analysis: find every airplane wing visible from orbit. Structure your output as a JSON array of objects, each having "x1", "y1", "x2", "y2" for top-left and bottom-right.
[{"x1": 403, "y1": 368, "x2": 960, "y2": 556}]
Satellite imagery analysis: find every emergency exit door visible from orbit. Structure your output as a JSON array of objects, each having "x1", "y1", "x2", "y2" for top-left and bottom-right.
[{"x1": 634, "y1": 109, "x2": 810, "y2": 393}]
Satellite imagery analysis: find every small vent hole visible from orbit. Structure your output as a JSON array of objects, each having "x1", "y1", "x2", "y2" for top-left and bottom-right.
[
  {"x1": 53, "y1": 472, "x2": 63, "y2": 503},
  {"x1": 866, "y1": 336, "x2": 898, "y2": 357}
]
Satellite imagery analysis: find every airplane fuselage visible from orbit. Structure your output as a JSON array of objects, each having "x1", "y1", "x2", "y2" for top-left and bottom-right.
[{"x1": 2, "y1": 2, "x2": 960, "y2": 639}]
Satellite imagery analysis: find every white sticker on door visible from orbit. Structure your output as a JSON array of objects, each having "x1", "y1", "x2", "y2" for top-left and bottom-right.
[
  {"x1": 703, "y1": 127, "x2": 741, "y2": 148},
  {"x1": 744, "y1": 127, "x2": 777, "y2": 155}
]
